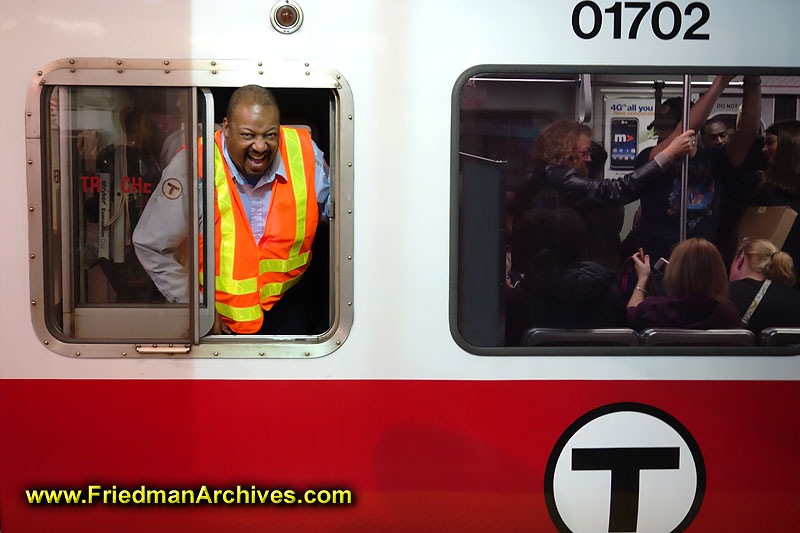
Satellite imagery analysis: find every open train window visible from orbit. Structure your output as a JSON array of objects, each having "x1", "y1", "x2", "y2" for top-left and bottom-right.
[
  {"x1": 26, "y1": 59, "x2": 353, "y2": 358},
  {"x1": 452, "y1": 67, "x2": 800, "y2": 354}
]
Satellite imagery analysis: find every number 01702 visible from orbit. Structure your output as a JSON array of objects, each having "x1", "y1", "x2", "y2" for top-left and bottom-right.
[{"x1": 572, "y1": 1, "x2": 710, "y2": 41}]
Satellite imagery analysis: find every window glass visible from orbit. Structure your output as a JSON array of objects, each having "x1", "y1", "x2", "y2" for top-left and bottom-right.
[
  {"x1": 455, "y1": 70, "x2": 800, "y2": 351},
  {"x1": 44, "y1": 86, "x2": 193, "y2": 340}
]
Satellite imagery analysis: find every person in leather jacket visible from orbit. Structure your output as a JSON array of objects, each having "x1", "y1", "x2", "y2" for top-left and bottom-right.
[
  {"x1": 515, "y1": 119, "x2": 694, "y2": 216},
  {"x1": 512, "y1": 120, "x2": 694, "y2": 270}
]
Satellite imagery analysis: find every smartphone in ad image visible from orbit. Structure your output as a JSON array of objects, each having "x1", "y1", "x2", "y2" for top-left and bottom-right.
[{"x1": 610, "y1": 117, "x2": 639, "y2": 170}]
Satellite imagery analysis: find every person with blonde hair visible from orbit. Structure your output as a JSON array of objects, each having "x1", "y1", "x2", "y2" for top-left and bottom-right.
[
  {"x1": 729, "y1": 238, "x2": 800, "y2": 331},
  {"x1": 626, "y1": 238, "x2": 740, "y2": 330}
]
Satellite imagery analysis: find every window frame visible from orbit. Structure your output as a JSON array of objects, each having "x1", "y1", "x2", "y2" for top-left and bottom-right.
[
  {"x1": 26, "y1": 58, "x2": 354, "y2": 358},
  {"x1": 449, "y1": 64, "x2": 800, "y2": 357}
]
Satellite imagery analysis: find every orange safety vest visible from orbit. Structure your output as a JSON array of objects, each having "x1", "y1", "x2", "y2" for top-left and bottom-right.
[{"x1": 199, "y1": 127, "x2": 319, "y2": 334}]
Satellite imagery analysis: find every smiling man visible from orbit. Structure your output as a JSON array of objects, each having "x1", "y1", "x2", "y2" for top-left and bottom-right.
[{"x1": 134, "y1": 85, "x2": 330, "y2": 335}]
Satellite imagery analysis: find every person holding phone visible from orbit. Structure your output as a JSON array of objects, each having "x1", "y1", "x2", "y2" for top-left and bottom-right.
[{"x1": 626, "y1": 238, "x2": 740, "y2": 330}]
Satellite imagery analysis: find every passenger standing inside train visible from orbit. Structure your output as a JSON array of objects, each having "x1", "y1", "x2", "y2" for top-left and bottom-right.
[
  {"x1": 133, "y1": 85, "x2": 331, "y2": 335},
  {"x1": 511, "y1": 120, "x2": 695, "y2": 271},
  {"x1": 729, "y1": 239, "x2": 800, "y2": 331},
  {"x1": 749, "y1": 120, "x2": 800, "y2": 286},
  {"x1": 633, "y1": 75, "x2": 762, "y2": 272},
  {"x1": 626, "y1": 238, "x2": 740, "y2": 330},
  {"x1": 701, "y1": 117, "x2": 730, "y2": 147}
]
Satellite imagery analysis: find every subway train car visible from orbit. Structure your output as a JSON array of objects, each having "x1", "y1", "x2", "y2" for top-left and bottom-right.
[{"x1": 2, "y1": 1, "x2": 800, "y2": 531}]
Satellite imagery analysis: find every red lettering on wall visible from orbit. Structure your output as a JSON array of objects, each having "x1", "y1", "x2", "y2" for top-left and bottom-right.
[
  {"x1": 80, "y1": 176, "x2": 100, "y2": 193},
  {"x1": 121, "y1": 177, "x2": 153, "y2": 194}
]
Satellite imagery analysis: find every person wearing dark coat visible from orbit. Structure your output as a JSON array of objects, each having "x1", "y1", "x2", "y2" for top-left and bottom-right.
[
  {"x1": 512, "y1": 119, "x2": 695, "y2": 269},
  {"x1": 505, "y1": 208, "x2": 626, "y2": 346}
]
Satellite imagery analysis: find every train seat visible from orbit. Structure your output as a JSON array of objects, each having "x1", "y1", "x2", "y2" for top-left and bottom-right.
[
  {"x1": 522, "y1": 328, "x2": 640, "y2": 347},
  {"x1": 640, "y1": 328, "x2": 756, "y2": 346},
  {"x1": 759, "y1": 328, "x2": 800, "y2": 347}
]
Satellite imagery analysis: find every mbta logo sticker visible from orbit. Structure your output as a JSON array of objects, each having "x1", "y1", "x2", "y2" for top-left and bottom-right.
[{"x1": 545, "y1": 403, "x2": 705, "y2": 533}]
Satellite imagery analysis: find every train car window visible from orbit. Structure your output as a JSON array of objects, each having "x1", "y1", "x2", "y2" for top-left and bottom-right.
[
  {"x1": 452, "y1": 68, "x2": 800, "y2": 354},
  {"x1": 27, "y1": 59, "x2": 353, "y2": 357}
]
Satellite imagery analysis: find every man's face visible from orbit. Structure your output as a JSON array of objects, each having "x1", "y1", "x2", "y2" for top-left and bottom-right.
[
  {"x1": 575, "y1": 134, "x2": 592, "y2": 173},
  {"x1": 222, "y1": 102, "x2": 280, "y2": 180},
  {"x1": 763, "y1": 132, "x2": 778, "y2": 166},
  {"x1": 703, "y1": 121, "x2": 729, "y2": 146}
]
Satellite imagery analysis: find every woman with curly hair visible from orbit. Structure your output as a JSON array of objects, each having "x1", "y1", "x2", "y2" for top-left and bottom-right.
[
  {"x1": 729, "y1": 238, "x2": 800, "y2": 331},
  {"x1": 512, "y1": 119, "x2": 695, "y2": 270}
]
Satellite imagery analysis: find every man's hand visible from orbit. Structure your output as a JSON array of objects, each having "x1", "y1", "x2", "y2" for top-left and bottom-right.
[{"x1": 211, "y1": 312, "x2": 233, "y2": 335}]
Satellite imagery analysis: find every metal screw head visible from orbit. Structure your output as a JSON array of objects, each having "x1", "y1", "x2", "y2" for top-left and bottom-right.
[
  {"x1": 211, "y1": 70, "x2": 217, "y2": 75},
  {"x1": 347, "y1": 209, "x2": 352, "y2": 214},
  {"x1": 117, "y1": 69, "x2": 123, "y2": 73},
  {"x1": 37, "y1": 71, "x2": 43, "y2": 76},
  {"x1": 259, "y1": 71, "x2": 264, "y2": 75},
  {"x1": 164, "y1": 60, "x2": 170, "y2": 65},
  {"x1": 30, "y1": 254, "x2": 35, "y2": 259},
  {"x1": 211, "y1": 61, "x2": 216, "y2": 66},
  {"x1": 165, "y1": 69, "x2": 170, "y2": 74},
  {"x1": 304, "y1": 62, "x2": 309, "y2": 67},
  {"x1": 31, "y1": 300, "x2": 36, "y2": 306},
  {"x1": 43, "y1": 340, "x2": 49, "y2": 345},
  {"x1": 304, "y1": 352, "x2": 310, "y2": 357},
  {"x1": 336, "y1": 340, "x2": 341, "y2": 345},
  {"x1": 336, "y1": 75, "x2": 341, "y2": 80},
  {"x1": 26, "y1": 112, "x2": 31, "y2": 116},
  {"x1": 347, "y1": 301, "x2": 352, "y2": 306},
  {"x1": 70, "y1": 69, "x2": 75, "y2": 73},
  {"x1": 75, "y1": 352, "x2": 81, "y2": 357},
  {"x1": 27, "y1": 160, "x2": 33, "y2": 165},
  {"x1": 116, "y1": 60, "x2": 122, "y2": 65},
  {"x1": 258, "y1": 62, "x2": 263, "y2": 66},
  {"x1": 347, "y1": 255, "x2": 352, "y2": 260},
  {"x1": 348, "y1": 162, "x2": 352, "y2": 167},
  {"x1": 122, "y1": 352, "x2": 127, "y2": 356},
  {"x1": 213, "y1": 352, "x2": 219, "y2": 356},
  {"x1": 305, "y1": 71, "x2": 310, "y2": 76},
  {"x1": 259, "y1": 352, "x2": 265, "y2": 356},
  {"x1": 39, "y1": 80, "x2": 45, "y2": 85},
  {"x1": 29, "y1": 207, "x2": 34, "y2": 212},
  {"x1": 69, "y1": 59, "x2": 75, "y2": 64},
  {"x1": 348, "y1": 115, "x2": 353, "y2": 120}
]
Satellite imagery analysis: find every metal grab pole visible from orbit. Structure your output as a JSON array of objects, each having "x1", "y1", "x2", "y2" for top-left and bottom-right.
[{"x1": 679, "y1": 74, "x2": 692, "y2": 243}]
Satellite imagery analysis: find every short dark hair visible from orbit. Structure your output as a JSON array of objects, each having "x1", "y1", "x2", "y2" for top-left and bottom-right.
[{"x1": 226, "y1": 85, "x2": 279, "y2": 121}]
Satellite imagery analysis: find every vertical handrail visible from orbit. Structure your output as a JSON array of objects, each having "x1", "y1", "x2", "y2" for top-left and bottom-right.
[
  {"x1": 578, "y1": 73, "x2": 593, "y2": 124},
  {"x1": 679, "y1": 74, "x2": 692, "y2": 242}
]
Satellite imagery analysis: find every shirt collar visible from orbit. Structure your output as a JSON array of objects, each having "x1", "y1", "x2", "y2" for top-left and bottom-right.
[{"x1": 221, "y1": 131, "x2": 287, "y2": 189}]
